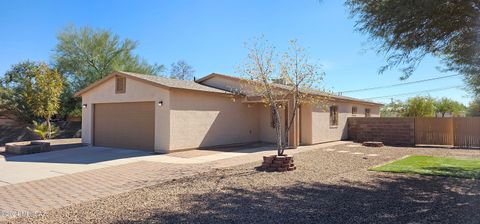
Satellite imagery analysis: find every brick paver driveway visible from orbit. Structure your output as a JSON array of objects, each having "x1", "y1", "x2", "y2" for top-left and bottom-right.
[
  {"x1": 0, "y1": 160, "x2": 209, "y2": 220},
  {"x1": 0, "y1": 142, "x2": 344, "y2": 221}
]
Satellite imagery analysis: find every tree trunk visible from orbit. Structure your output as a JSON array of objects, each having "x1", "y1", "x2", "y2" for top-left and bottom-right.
[
  {"x1": 272, "y1": 106, "x2": 284, "y2": 156},
  {"x1": 46, "y1": 114, "x2": 51, "y2": 139}
]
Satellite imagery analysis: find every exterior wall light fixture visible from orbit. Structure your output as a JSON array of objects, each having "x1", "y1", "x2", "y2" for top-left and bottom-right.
[
  {"x1": 158, "y1": 101, "x2": 163, "y2": 106},
  {"x1": 82, "y1": 104, "x2": 87, "y2": 108}
]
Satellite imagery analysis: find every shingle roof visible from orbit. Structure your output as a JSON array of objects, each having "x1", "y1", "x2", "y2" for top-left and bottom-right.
[
  {"x1": 197, "y1": 73, "x2": 383, "y2": 106},
  {"x1": 75, "y1": 71, "x2": 232, "y2": 96},
  {"x1": 118, "y1": 71, "x2": 231, "y2": 94},
  {"x1": 76, "y1": 71, "x2": 383, "y2": 106},
  {"x1": 297, "y1": 88, "x2": 383, "y2": 106}
]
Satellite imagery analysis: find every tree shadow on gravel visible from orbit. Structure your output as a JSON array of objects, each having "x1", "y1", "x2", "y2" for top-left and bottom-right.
[
  {"x1": 423, "y1": 166, "x2": 480, "y2": 179},
  {"x1": 116, "y1": 175, "x2": 480, "y2": 224}
]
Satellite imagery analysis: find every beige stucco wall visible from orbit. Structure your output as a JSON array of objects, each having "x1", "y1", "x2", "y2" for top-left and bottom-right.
[
  {"x1": 168, "y1": 89, "x2": 260, "y2": 150},
  {"x1": 202, "y1": 75, "x2": 287, "y2": 144},
  {"x1": 81, "y1": 76, "x2": 171, "y2": 153},
  {"x1": 301, "y1": 102, "x2": 380, "y2": 145},
  {"x1": 201, "y1": 75, "x2": 383, "y2": 145},
  {"x1": 258, "y1": 106, "x2": 287, "y2": 143}
]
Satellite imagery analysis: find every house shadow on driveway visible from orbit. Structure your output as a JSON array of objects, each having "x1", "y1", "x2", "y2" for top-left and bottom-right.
[
  {"x1": 4, "y1": 142, "x2": 276, "y2": 164},
  {"x1": 167, "y1": 142, "x2": 276, "y2": 159},
  {"x1": 116, "y1": 174, "x2": 480, "y2": 224},
  {"x1": 4, "y1": 146, "x2": 153, "y2": 164}
]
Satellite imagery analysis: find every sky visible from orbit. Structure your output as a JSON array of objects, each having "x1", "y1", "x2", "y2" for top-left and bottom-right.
[{"x1": 0, "y1": 0, "x2": 472, "y2": 105}]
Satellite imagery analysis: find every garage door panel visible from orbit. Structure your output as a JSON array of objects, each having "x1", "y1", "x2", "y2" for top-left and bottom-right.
[{"x1": 94, "y1": 102, "x2": 155, "y2": 151}]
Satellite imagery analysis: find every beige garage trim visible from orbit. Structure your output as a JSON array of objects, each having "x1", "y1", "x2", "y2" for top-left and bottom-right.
[{"x1": 93, "y1": 102, "x2": 155, "y2": 151}]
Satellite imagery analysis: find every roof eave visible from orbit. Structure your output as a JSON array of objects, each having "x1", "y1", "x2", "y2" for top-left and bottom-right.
[
  {"x1": 74, "y1": 71, "x2": 173, "y2": 97},
  {"x1": 192, "y1": 72, "x2": 384, "y2": 106},
  {"x1": 75, "y1": 71, "x2": 234, "y2": 97}
]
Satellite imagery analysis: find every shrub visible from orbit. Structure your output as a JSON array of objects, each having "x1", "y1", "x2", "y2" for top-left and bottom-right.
[
  {"x1": 67, "y1": 108, "x2": 82, "y2": 117},
  {"x1": 28, "y1": 121, "x2": 59, "y2": 140}
]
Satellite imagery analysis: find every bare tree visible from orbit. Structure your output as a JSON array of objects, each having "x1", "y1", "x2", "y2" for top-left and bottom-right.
[
  {"x1": 239, "y1": 38, "x2": 327, "y2": 156},
  {"x1": 279, "y1": 40, "x2": 327, "y2": 150},
  {"x1": 170, "y1": 60, "x2": 195, "y2": 80}
]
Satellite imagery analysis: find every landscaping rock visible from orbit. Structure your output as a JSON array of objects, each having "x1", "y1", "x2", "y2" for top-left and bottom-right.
[{"x1": 362, "y1": 141, "x2": 384, "y2": 147}]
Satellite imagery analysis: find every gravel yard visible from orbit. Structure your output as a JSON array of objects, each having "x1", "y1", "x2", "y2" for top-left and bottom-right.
[{"x1": 6, "y1": 144, "x2": 480, "y2": 224}]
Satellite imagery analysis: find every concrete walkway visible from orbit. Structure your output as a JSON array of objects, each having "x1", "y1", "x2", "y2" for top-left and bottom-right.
[
  {"x1": 0, "y1": 147, "x2": 152, "y2": 185},
  {"x1": 0, "y1": 141, "x2": 347, "y2": 221}
]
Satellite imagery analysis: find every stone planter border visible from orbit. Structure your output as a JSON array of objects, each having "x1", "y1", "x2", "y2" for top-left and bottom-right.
[
  {"x1": 259, "y1": 155, "x2": 296, "y2": 172},
  {"x1": 5, "y1": 141, "x2": 51, "y2": 155}
]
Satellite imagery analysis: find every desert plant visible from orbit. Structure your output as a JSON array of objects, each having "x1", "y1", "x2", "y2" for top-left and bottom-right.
[
  {"x1": 238, "y1": 38, "x2": 327, "y2": 156},
  {"x1": 28, "y1": 120, "x2": 59, "y2": 140}
]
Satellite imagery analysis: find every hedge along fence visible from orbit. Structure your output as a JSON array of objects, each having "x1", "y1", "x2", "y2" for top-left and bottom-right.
[{"x1": 348, "y1": 117, "x2": 480, "y2": 148}]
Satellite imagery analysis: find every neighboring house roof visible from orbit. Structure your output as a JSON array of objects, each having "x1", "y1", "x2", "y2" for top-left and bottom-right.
[
  {"x1": 197, "y1": 73, "x2": 383, "y2": 106},
  {"x1": 75, "y1": 71, "x2": 233, "y2": 96}
]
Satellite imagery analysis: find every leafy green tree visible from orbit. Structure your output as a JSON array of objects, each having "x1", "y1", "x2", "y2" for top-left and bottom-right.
[
  {"x1": 1, "y1": 62, "x2": 63, "y2": 138},
  {"x1": 27, "y1": 63, "x2": 64, "y2": 138},
  {"x1": 346, "y1": 0, "x2": 480, "y2": 95},
  {"x1": 434, "y1": 98, "x2": 465, "y2": 117},
  {"x1": 53, "y1": 25, "x2": 165, "y2": 116},
  {"x1": 467, "y1": 99, "x2": 480, "y2": 116},
  {"x1": 1, "y1": 61, "x2": 38, "y2": 121},
  {"x1": 170, "y1": 60, "x2": 195, "y2": 80},
  {"x1": 54, "y1": 25, "x2": 164, "y2": 91},
  {"x1": 403, "y1": 96, "x2": 435, "y2": 117},
  {"x1": 380, "y1": 100, "x2": 406, "y2": 117}
]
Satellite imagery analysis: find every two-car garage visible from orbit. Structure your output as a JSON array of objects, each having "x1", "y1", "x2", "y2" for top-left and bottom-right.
[{"x1": 93, "y1": 102, "x2": 155, "y2": 151}]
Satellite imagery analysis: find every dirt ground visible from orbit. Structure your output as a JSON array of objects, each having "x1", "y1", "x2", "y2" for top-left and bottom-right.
[{"x1": 6, "y1": 144, "x2": 480, "y2": 224}]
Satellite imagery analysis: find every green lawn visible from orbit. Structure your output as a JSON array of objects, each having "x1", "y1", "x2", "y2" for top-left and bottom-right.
[{"x1": 371, "y1": 155, "x2": 480, "y2": 179}]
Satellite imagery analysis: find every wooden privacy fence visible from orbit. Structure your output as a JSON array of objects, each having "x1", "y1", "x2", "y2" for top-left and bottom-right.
[
  {"x1": 414, "y1": 117, "x2": 480, "y2": 148},
  {"x1": 415, "y1": 118, "x2": 454, "y2": 146},
  {"x1": 452, "y1": 118, "x2": 480, "y2": 148}
]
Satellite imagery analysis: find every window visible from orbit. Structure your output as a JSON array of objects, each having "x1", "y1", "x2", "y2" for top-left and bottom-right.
[
  {"x1": 365, "y1": 108, "x2": 371, "y2": 117},
  {"x1": 352, "y1": 106, "x2": 357, "y2": 115},
  {"x1": 115, "y1": 76, "x2": 126, "y2": 94},
  {"x1": 330, "y1": 105, "x2": 338, "y2": 127}
]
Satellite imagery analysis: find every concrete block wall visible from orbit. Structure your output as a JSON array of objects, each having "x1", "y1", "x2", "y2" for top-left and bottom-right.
[{"x1": 348, "y1": 117, "x2": 415, "y2": 146}]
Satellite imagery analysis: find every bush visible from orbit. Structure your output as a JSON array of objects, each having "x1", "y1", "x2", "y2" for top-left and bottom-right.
[
  {"x1": 67, "y1": 108, "x2": 82, "y2": 117},
  {"x1": 27, "y1": 121, "x2": 59, "y2": 140}
]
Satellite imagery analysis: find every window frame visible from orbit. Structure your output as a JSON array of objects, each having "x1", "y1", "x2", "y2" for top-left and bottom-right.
[
  {"x1": 352, "y1": 106, "x2": 357, "y2": 116},
  {"x1": 115, "y1": 76, "x2": 126, "y2": 94},
  {"x1": 329, "y1": 105, "x2": 339, "y2": 128}
]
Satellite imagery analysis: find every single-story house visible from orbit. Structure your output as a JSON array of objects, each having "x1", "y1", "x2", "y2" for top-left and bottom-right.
[{"x1": 75, "y1": 71, "x2": 382, "y2": 153}]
